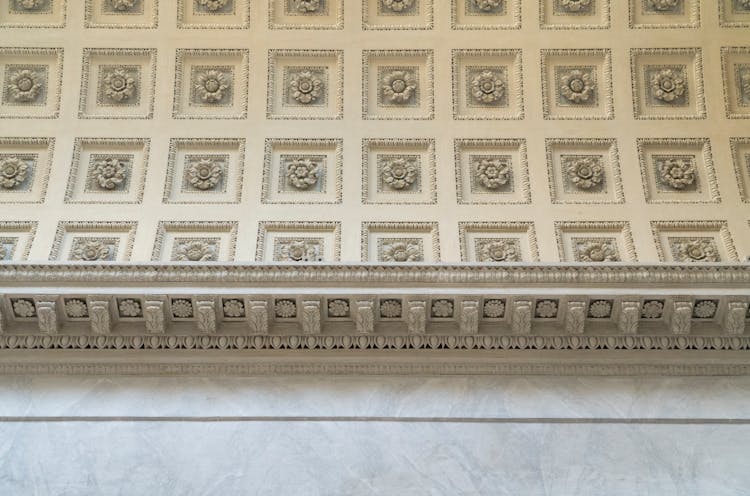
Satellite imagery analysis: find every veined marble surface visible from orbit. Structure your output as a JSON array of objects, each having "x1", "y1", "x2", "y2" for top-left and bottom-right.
[
  {"x1": 0, "y1": 420, "x2": 748, "y2": 495},
  {"x1": 1, "y1": 376, "x2": 749, "y2": 495},
  {"x1": 0, "y1": 376, "x2": 749, "y2": 418}
]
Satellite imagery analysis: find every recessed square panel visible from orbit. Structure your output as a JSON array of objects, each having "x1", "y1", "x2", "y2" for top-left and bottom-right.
[
  {"x1": 1, "y1": 0, "x2": 66, "y2": 27},
  {"x1": 452, "y1": 49, "x2": 523, "y2": 120},
  {"x1": 362, "y1": 222, "x2": 439, "y2": 262},
  {"x1": 177, "y1": 0, "x2": 250, "y2": 28},
  {"x1": 540, "y1": 0, "x2": 610, "y2": 29},
  {"x1": 363, "y1": 50, "x2": 434, "y2": 120},
  {"x1": 85, "y1": 0, "x2": 158, "y2": 28},
  {"x1": 555, "y1": 221, "x2": 637, "y2": 262},
  {"x1": 363, "y1": 0, "x2": 433, "y2": 30},
  {"x1": 79, "y1": 48, "x2": 156, "y2": 119},
  {"x1": 541, "y1": 49, "x2": 613, "y2": 120},
  {"x1": 637, "y1": 138, "x2": 718, "y2": 204},
  {"x1": 0, "y1": 48, "x2": 62, "y2": 119},
  {"x1": 50, "y1": 221, "x2": 137, "y2": 261},
  {"x1": 451, "y1": 0, "x2": 520, "y2": 29},
  {"x1": 651, "y1": 221, "x2": 738, "y2": 262},
  {"x1": 722, "y1": 47, "x2": 750, "y2": 119},
  {"x1": 0, "y1": 137, "x2": 53, "y2": 204},
  {"x1": 164, "y1": 138, "x2": 245, "y2": 204},
  {"x1": 454, "y1": 139, "x2": 529, "y2": 204},
  {"x1": 545, "y1": 138, "x2": 623, "y2": 204},
  {"x1": 152, "y1": 221, "x2": 238, "y2": 261},
  {"x1": 173, "y1": 49, "x2": 249, "y2": 119},
  {"x1": 262, "y1": 138, "x2": 342, "y2": 204},
  {"x1": 719, "y1": 0, "x2": 750, "y2": 26},
  {"x1": 269, "y1": 0, "x2": 344, "y2": 29},
  {"x1": 363, "y1": 139, "x2": 435, "y2": 205},
  {"x1": 629, "y1": 0, "x2": 699, "y2": 28},
  {"x1": 256, "y1": 221, "x2": 341, "y2": 261},
  {"x1": 459, "y1": 222, "x2": 538, "y2": 262},
  {"x1": 65, "y1": 138, "x2": 149, "y2": 204},
  {"x1": 0, "y1": 221, "x2": 36, "y2": 261},
  {"x1": 630, "y1": 48, "x2": 705, "y2": 119},
  {"x1": 267, "y1": 50, "x2": 343, "y2": 120}
]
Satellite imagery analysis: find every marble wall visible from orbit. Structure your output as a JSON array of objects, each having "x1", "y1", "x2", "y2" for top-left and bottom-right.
[{"x1": 1, "y1": 376, "x2": 750, "y2": 495}]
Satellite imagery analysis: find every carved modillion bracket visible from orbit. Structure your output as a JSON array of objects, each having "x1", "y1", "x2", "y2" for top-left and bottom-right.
[
  {"x1": 354, "y1": 299, "x2": 374, "y2": 335},
  {"x1": 87, "y1": 298, "x2": 111, "y2": 335},
  {"x1": 301, "y1": 300, "x2": 322, "y2": 335},
  {"x1": 565, "y1": 300, "x2": 587, "y2": 335},
  {"x1": 195, "y1": 298, "x2": 217, "y2": 334},
  {"x1": 144, "y1": 299, "x2": 165, "y2": 334},
  {"x1": 407, "y1": 300, "x2": 426, "y2": 335},
  {"x1": 670, "y1": 300, "x2": 693, "y2": 335},
  {"x1": 459, "y1": 299, "x2": 479, "y2": 335},
  {"x1": 511, "y1": 300, "x2": 532, "y2": 335},
  {"x1": 248, "y1": 300, "x2": 269, "y2": 335},
  {"x1": 34, "y1": 298, "x2": 58, "y2": 335},
  {"x1": 619, "y1": 301, "x2": 640, "y2": 335},
  {"x1": 724, "y1": 300, "x2": 749, "y2": 336}
]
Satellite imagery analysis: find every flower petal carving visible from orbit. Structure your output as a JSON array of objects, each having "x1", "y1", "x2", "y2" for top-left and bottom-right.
[
  {"x1": 382, "y1": 70, "x2": 417, "y2": 104},
  {"x1": 7, "y1": 69, "x2": 43, "y2": 103},
  {"x1": 0, "y1": 157, "x2": 29, "y2": 189}
]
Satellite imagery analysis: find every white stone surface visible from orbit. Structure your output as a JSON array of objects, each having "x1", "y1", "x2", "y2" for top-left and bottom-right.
[{"x1": 1, "y1": 376, "x2": 749, "y2": 495}]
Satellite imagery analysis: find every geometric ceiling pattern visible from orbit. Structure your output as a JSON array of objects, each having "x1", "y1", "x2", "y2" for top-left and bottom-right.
[{"x1": 0, "y1": 0, "x2": 748, "y2": 263}]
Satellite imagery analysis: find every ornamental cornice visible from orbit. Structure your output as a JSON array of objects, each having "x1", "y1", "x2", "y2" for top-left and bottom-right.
[{"x1": 0, "y1": 262, "x2": 749, "y2": 286}]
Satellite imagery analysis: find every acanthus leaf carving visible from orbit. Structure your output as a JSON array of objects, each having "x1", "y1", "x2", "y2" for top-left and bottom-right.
[
  {"x1": 511, "y1": 300, "x2": 532, "y2": 335},
  {"x1": 301, "y1": 300, "x2": 322, "y2": 335},
  {"x1": 407, "y1": 300, "x2": 426, "y2": 335},
  {"x1": 724, "y1": 301, "x2": 748, "y2": 336},
  {"x1": 565, "y1": 301, "x2": 587, "y2": 335},
  {"x1": 195, "y1": 299, "x2": 217, "y2": 334},
  {"x1": 354, "y1": 300, "x2": 374, "y2": 335},
  {"x1": 144, "y1": 299, "x2": 165, "y2": 334},
  {"x1": 248, "y1": 300, "x2": 269, "y2": 335},
  {"x1": 670, "y1": 301, "x2": 693, "y2": 335},
  {"x1": 619, "y1": 301, "x2": 641, "y2": 335},
  {"x1": 459, "y1": 300, "x2": 479, "y2": 335},
  {"x1": 34, "y1": 300, "x2": 58, "y2": 335},
  {"x1": 88, "y1": 299, "x2": 111, "y2": 335}
]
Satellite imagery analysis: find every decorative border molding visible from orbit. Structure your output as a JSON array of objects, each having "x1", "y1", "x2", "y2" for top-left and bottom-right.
[
  {"x1": 721, "y1": 46, "x2": 750, "y2": 119},
  {"x1": 450, "y1": 0, "x2": 521, "y2": 30},
  {"x1": 362, "y1": 138, "x2": 437, "y2": 205},
  {"x1": 268, "y1": 0, "x2": 345, "y2": 29},
  {"x1": 255, "y1": 221, "x2": 342, "y2": 261},
  {"x1": 545, "y1": 137, "x2": 624, "y2": 205},
  {"x1": 628, "y1": 0, "x2": 700, "y2": 29},
  {"x1": 362, "y1": 49, "x2": 435, "y2": 121},
  {"x1": 719, "y1": 0, "x2": 750, "y2": 27},
  {"x1": 362, "y1": 0, "x2": 434, "y2": 30},
  {"x1": 49, "y1": 221, "x2": 138, "y2": 261},
  {"x1": 152, "y1": 221, "x2": 239, "y2": 261},
  {"x1": 451, "y1": 48, "x2": 525, "y2": 120},
  {"x1": 266, "y1": 49, "x2": 344, "y2": 120},
  {"x1": 84, "y1": 0, "x2": 159, "y2": 28},
  {"x1": 65, "y1": 137, "x2": 150, "y2": 204},
  {"x1": 554, "y1": 221, "x2": 638, "y2": 262},
  {"x1": 1, "y1": 0, "x2": 67, "y2": 28},
  {"x1": 0, "y1": 47, "x2": 64, "y2": 119},
  {"x1": 177, "y1": 0, "x2": 251, "y2": 29},
  {"x1": 0, "y1": 221, "x2": 37, "y2": 260},
  {"x1": 163, "y1": 137, "x2": 245, "y2": 204},
  {"x1": 539, "y1": 0, "x2": 611, "y2": 29},
  {"x1": 78, "y1": 48, "x2": 158, "y2": 120},
  {"x1": 730, "y1": 137, "x2": 750, "y2": 203},
  {"x1": 636, "y1": 137, "x2": 720, "y2": 204},
  {"x1": 629, "y1": 47, "x2": 706, "y2": 120},
  {"x1": 458, "y1": 221, "x2": 540, "y2": 262},
  {"x1": 454, "y1": 138, "x2": 530, "y2": 205},
  {"x1": 0, "y1": 137, "x2": 54, "y2": 204},
  {"x1": 650, "y1": 220, "x2": 739, "y2": 262},
  {"x1": 361, "y1": 222, "x2": 440, "y2": 262},
  {"x1": 262, "y1": 138, "x2": 343, "y2": 204},
  {"x1": 540, "y1": 48, "x2": 614, "y2": 121},
  {"x1": 172, "y1": 48, "x2": 250, "y2": 120}
]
